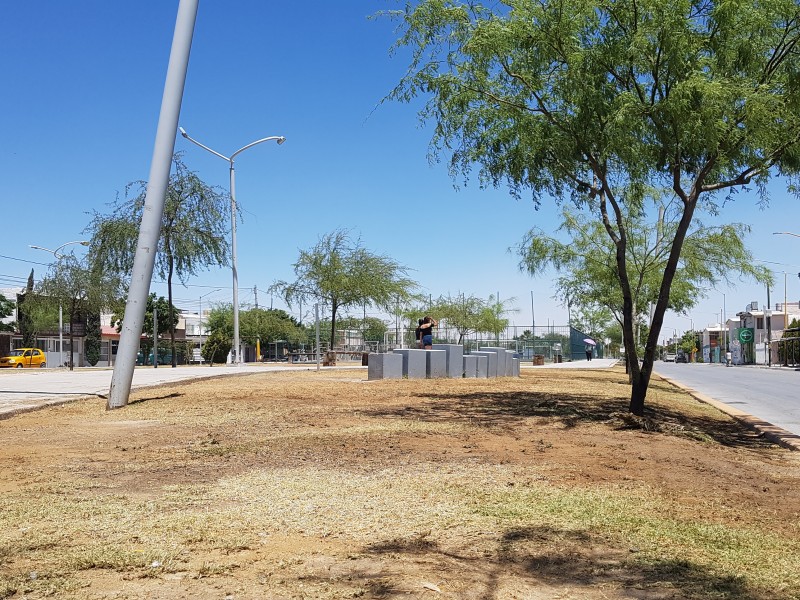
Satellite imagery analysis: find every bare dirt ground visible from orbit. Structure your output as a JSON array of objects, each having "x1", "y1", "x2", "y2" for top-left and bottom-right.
[{"x1": 1, "y1": 366, "x2": 799, "y2": 600}]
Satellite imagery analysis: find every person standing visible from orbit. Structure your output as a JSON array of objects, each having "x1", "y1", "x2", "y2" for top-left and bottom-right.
[
  {"x1": 419, "y1": 316, "x2": 438, "y2": 349},
  {"x1": 415, "y1": 319, "x2": 424, "y2": 349},
  {"x1": 585, "y1": 344, "x2": 593, "y2": 361}
]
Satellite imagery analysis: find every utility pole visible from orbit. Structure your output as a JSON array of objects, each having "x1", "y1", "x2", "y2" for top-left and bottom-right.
[
  {"x1": 767, "y1": 283, "x2": 772, "y2": 367},
  {"x1": 254, "y1": 285, "x2": 260, "y2": 362}
]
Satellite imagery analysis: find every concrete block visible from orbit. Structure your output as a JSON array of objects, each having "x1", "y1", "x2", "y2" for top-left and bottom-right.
[
  {"x1": 367, "y1": 352, "x2": 403, "y2": 380},
  {"x1": 393, "y1": 349, "x2": 427, "y2": 379},
  {"x1": 462, "y1": 355, "x2": 477, "y2": 378},
  {"x1": 504, "y1": 350, "x2": 516, "y2": 376},
  {"x1": 472, "y1": 351, "x2": 497, "y2": 377},
  {"x1": 512, "y1": 357, "x2": 520, "y2": 377},
  {"x1": 426, "y1": 350, "x2": 447, "y2": 378},
  {"x1": 481, "y1": 347, "x2": 511, "y2": 377},
  {"x1": 432, "y1": 343, "x2": 464, "y2": 377},
  {"x1": 475, "y1": 354, "x2": 489, "y2": 378}
]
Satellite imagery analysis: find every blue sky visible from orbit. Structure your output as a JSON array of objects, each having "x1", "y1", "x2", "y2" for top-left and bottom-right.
[{"x1": 1, "y1": 1, "x2": 798, "y2": 340}]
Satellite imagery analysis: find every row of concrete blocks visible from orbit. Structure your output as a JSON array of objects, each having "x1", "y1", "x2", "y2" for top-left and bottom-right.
[{"x1": 367, "y1": 344, "x2": 521, "y2": 380}]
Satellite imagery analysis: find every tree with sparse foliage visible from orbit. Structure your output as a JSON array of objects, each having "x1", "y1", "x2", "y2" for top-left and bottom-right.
[
  {"x1": 87, "y1": 154, "x2": 229, "y2": 368},
  {"x1": 389, "y1": 0, "x2": 800, "y2": 414},
  {"x1": 35, "y1": 255, "x2": 122, "y2": 370},
  {"x1": 521, "y1": 202, "x2": 770, "y2": 360},
  {"x1": 273, "y1": 230, "x2": 417, "y2": 348},
  {"x1": 428, "y1": 293, "x2": 487, "y2": 343}
]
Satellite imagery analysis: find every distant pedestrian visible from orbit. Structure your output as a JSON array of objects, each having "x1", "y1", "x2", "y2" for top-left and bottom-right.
[
  {"x1": 420, "y1": 316, "x2": 438, "y2": 349},
  {"x1": 415, "y1": 319, "x2": 424, "y2": 349},
  {"x1": 585, "y1": 344, "x2": 593, "y2": 361}
]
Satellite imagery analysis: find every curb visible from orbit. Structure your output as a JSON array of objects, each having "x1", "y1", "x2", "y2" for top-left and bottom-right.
[{"x1": 658, "y1": 374, "x2": 800, "y2": 452}]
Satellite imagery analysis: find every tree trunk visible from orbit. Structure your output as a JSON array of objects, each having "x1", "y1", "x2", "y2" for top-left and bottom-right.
[{"x1": 329, "y1": 300, "x2": 338, "y2": 352}]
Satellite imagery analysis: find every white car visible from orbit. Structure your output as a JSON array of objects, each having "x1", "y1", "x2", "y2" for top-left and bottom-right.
[{"x1": 663, "y1": 353, "x2": 677, "y2": 362}]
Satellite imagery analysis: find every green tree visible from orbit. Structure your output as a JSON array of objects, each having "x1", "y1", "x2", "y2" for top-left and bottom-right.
[
  {"x1": 0, "y1": 293, "x2": 15, "y2": 332},
  {"x1": 201, "y1": 330, "x2": 232, "y2": 366},
  {"x1": 35, "y1": 255, "x2": 123, "y2": 370},
  {"x1": 111, "y1": 294, "x2": 179, "y2": 365},
  {"x1": 477, "y1": 294, "x2": 518, "y2": 343},
  {"x1": 520, "y1": 203, "x2": 769, "y2": 360},
  {"x1": 87, "y1": 154, "x2": 229, "y2": 368},
  {"x1": 389, "y1": 0, "x2": 799, "y2": 414},
  {"x1": 429, "y1": 293, "x2": 487, "y2": 343},
  {"x1": 85, "y1": 312, "x2": 101, "y2": 366},
  {"x1": 273, "y1": 230, "x2": 417, "y2": 348}
]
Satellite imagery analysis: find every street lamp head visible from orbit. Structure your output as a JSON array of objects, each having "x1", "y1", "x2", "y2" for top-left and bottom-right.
[
  {"x1": 277, "y1": 136, "x2": 286, "y2": 145},
  {"x1": 179, "y1": 127, "x2": 188, "y2": 138}
]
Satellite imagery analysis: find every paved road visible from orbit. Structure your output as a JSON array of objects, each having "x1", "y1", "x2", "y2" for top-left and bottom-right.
[
  {"x1": 0, "y1": 364, "x2": 310, "y2": 418},
  {"x1": 653, "y1": 362, "x2": 800, "y2": 437}
]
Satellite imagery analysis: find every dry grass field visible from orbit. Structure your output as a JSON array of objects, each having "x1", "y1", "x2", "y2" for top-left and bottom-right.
[{"x1": 0, "y1": 366, "x2": 798, "y2": 599}]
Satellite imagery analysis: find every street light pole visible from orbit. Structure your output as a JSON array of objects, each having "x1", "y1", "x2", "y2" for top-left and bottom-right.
[
  {"x1": 30, "y1": 240, "x2": 90, "y2": 369},
  {"x1": 179, "y1": 128, "x2": 285, "y2": 365}
]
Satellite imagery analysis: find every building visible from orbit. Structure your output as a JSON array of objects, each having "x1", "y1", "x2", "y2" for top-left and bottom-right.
[{"x1": 731, "y1": 301, "x2": 800, "y2": 365}]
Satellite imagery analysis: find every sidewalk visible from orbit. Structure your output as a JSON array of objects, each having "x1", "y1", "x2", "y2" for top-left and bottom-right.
[{"x1": 0, "y1": 364, "x2": 296, "y2": 419}]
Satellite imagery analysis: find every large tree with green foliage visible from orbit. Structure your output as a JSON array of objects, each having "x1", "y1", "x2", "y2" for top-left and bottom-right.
[
  {"x1": 519, "y1": 202, "x2": 771, "y2": 355},
  {"x1": 273, "y1": 230, "x2": 417, "y2": 347},
  {"x1": 426, "y1": 293, "x2": 488, "y2": 343},
  {"x1": 208, "y1": 305, "x2": 307, "y2": 351},
  {"x1": 87, "y1": 154, "x2": 229, "y2": 368},
  {"x1": 389, "y1": 0, "x2": 800, "y2": 414}
]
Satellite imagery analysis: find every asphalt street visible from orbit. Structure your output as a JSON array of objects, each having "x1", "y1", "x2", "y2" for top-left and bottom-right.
[
  {"x1": 653, "y1": 361, "x2": 800, "y2": 438},
  {"x1": 0, "y1": 364, "x2": 307, "y2": 418}
]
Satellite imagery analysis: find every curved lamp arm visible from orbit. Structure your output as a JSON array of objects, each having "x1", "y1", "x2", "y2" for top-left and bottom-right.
[{"x1": 30, "y1": 240, "x2": 89, "y2": 259}]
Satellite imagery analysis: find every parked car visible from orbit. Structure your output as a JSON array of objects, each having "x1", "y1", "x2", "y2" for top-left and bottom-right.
[
  {"x1": 676, "y1": 349, "x2": 688, "y2": 363},
  {"x1": 0, "y1": 348, "x2": 47, "y2": 368},
  {"x1": 663, "y1": 352, "x2": 677, "y2": 362}
]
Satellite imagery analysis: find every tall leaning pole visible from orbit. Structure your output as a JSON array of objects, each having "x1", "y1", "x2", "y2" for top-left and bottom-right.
[{"x1": 107, "y1": 0, "x2": 199, "y2": 409}]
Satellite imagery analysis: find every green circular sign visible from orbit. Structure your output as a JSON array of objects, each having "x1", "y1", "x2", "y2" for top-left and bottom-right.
[{"x1": 739, "y1": 328, "x2": 754, "y2": 343}]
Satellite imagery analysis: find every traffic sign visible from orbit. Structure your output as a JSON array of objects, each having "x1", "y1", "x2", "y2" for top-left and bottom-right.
[{"x1": 738, "y1": 328, "x2": 754, "y2": 343}]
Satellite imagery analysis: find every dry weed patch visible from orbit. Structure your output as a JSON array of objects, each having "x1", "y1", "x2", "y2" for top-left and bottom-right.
[{"x1": 0, "y1": 366, "x2": 798, "y2": 599}]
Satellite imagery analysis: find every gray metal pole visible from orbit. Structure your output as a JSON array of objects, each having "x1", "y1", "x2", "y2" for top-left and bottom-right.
[
  {"x1": 58, "y1": 304, "x2": 63, "y2": 368},
  {"x1": 108, "y1": 0, "x2": 198, "y2": 409},
  {"x1": 315, "y1": 303, "x2": 320, "y2": 372},
  {"x1": 230, "y1": 162, "x2": 240, "y2": 365}
]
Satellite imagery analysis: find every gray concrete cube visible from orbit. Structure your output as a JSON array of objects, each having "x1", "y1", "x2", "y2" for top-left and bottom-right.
[
  {"x1": 426, "y1": 350, "x2": 447, "y2": 378},
  {"x1": 368, "y1": 352, "x2": 403, "y2": 380},
  {"x1": 472, "y1": 351, "x2": 496, "y2": 377},
  {"x1": 504, "y1": 350, "x2": 516, "y2": 376},
  {"x1": 475, "y1": 354, "x2": 489, "y2": 378},
  {"x1": 462, "y1": 355, "x2": 477, "y2": 378},
  {"x1": 512, "y1": 357, "x2": 520, "y2": 377},
  {"x1": 393, "y1": 349, "x2": 427, "y2": 379},
  {"x1": 432, "y1": 343, "x2": 464, "y2": 377},
  {"x1": 481, "y1": 347, "x2": 510, "y2": 377}
]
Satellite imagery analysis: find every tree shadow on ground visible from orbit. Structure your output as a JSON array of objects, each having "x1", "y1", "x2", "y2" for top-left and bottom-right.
[
  {"x1": 335, "y1": 525, "x2": 765, "y2": 600},
  {"x1": 363, "y1": 389, "x2": 775, "y2": 450}
]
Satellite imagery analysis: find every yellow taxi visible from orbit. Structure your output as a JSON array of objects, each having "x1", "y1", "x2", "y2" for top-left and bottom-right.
[{"x1": 0, "y1": 348, "x2": 47, "y2": 368}]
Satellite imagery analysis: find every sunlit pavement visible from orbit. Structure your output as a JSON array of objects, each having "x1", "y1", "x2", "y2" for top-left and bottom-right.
[{"x1": 0, "y1": 363, "x2": 305, "y2": 418}]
